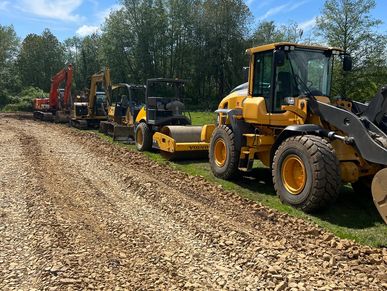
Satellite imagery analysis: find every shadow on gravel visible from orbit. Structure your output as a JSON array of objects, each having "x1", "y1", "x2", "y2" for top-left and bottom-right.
[{"x1": 315, "y1": 186, "x2": 384, "y2": 229}]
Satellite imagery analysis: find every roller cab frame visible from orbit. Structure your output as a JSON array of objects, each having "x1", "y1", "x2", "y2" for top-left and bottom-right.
[
  {"x1": 135, "y1": 78, "x2": 214, "y2": 158},
  {"x1": 70, "y1": 67, "x2": 112, "y2": 129},
  {"x1": 210, "y1": 42, "x2": 387, "y2": 222},
  {"x1": 99, "y1": 83, "x2": 146, "y2": 141}
]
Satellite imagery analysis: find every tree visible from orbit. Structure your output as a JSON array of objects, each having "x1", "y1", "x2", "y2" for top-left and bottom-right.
[
  {"x1": 0, "y1": 25, "x2": 20, "y2": 107},
  {"x1": 17, "y1": 29, "x2": 65, "y2": 91},
  {"x1": 316, "y1": 0, "x2": 387, "y2": 100},
  {"x1": 251, "y1": 21, "x2": 303, "y2": 46}
]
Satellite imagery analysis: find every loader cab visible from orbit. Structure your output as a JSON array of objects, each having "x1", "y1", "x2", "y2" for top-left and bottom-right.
[
  {"x1": 145, "y1": 78, "x2": 191, "y2": 127},
  {"x1": 248, "y1": 43, "x2": 349, "y2": 113}
]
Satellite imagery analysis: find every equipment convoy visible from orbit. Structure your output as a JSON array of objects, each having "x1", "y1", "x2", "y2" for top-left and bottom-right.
[{"x1": 34, "y1": 42, "x2": 387, "y2": 223}]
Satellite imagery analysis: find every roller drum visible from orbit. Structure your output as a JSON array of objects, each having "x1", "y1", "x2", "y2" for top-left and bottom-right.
[{"x1": 161, "y1": 126, "x2": 203, "y2": 143}]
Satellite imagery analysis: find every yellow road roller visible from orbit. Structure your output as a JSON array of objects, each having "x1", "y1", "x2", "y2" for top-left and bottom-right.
[{"x1": 134, "y1": 78, "x2": 214, "y2": 159}]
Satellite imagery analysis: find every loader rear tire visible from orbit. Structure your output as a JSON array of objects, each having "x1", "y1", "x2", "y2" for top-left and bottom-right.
[
  {"x1": 209, "y1": 125, "x2": 239, "y2": 180},
  {"x1": 272, "y1": 135, "x2": 341, "y2": 213},
  {"x1": 135, "y1": 122, "x2": 152, "y2": 151}
]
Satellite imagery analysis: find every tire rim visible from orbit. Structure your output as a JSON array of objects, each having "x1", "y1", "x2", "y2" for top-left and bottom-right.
[
  {"x1": 136, "y1": 127, "x2": 143, "y2": 146},
  {"x1": 281, "y1": 154, "x2": 306, "y2": 195},
  {"x1": 214, "y1": 138, "x2": 227, "y2": 167}
]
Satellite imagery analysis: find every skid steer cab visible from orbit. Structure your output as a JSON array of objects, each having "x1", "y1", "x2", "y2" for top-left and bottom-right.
[
  {"x1": 99, "y1": 83, "x2": 146, "y2": 142},
  {"x1": 134, "y1": 78, "x2": 214, "y2": 159},
  {"x1": 209, "y1": 42, "x2": 387, "y2": 223}
]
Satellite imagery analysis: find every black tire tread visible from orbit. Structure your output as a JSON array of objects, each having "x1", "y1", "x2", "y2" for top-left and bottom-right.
[
  {"x1": 135, "y1": 122, "x2": 152, "y2": 151},
  {"x1": 272, "y1": 135, "x2": 341, "y2": 212},
  {"x1": 209, "y1": 125, "x2": 239, "y2": 180}
]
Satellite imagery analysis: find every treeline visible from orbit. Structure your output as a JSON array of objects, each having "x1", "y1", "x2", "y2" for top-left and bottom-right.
[{"x1": 0, "y1": 0, "x2": 386, "y2": 111}]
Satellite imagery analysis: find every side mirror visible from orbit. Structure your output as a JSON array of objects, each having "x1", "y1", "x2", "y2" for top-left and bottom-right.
[
  {"x1": 343, "y1": 55, "x2": 352, "y2": 71},
  {"x1": 274, "y1": 50, "x2": 286, "y2": 67},
  {"x1": 242, "y1": 67, "x2": 249, "y2": 82}
]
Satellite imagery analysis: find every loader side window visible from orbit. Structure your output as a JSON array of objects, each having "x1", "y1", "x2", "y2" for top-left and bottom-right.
[{"x1": 252, "y1": 52, "x2": 273, "y2": 99}]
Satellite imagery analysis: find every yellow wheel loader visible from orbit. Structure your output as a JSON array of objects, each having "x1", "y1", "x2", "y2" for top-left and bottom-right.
[
  {"x1": 134, "y1": 78, "x2": 214, "y2": 159},
  {"x1": 70, "y1": 67, "x2": 112, "y2": 129},
  {"x1": 209, "y1": 43, "x2": 387, "y2": 223},
  {"x1": 99, "y1": 83, "x2": 146, "y2": 142}
]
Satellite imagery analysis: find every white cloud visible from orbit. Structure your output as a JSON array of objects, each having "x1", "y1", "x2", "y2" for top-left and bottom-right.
[
  {"x1": 299, "y1": 17, "x2": 317, "y2": 32},
  {"x1": 0, "y1": 1, "x2": 9, "y2": 10},
  {"x1": 259, "y1": 0, "x2": 309, "y2": 20},
  {"x1": 76, "y1": 24, "x2": 100, "y2": 37},
  {"x1": 18, "y1": 0, "x2": 83, "y2": 21},
  {"x1": 97, "y1": 4, "x2": 123, "y2": 22}
]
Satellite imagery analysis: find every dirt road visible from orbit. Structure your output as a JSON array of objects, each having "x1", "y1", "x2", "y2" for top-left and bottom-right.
[{"x1": 0, "y1": 114, "x2": 386, "y2": 290}]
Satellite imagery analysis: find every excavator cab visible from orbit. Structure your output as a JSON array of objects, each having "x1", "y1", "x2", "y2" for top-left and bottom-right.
[
  {"x1": 70, "y1": 67, "x2": 111, "y2": 129},
  {"x1": 33, "y1": 64, "x2": 73, "y2": 122}
]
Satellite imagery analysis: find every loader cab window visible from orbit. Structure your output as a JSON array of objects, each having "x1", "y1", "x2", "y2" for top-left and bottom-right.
[
  {"x1": 273, "y1": 48, "x2": 333, "y2": 112},
  {"x1": 252, "y1": 51, "x2": 273, "y2": 99}
]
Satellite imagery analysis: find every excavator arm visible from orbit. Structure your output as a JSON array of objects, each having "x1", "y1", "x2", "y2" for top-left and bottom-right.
[
  {"x1": 87, "y1": 67, "x2": 112, "y2": 116},
  {"x1": 49, "y1": 64, "x2": 73, "y2": 110}
]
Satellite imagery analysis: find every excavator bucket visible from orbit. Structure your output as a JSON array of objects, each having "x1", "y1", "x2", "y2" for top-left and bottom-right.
[
  {"x1": 372, "y1": 168, "x2": 387, "y2": 224},
  {"x1": 54, "y1": 110, "x2": 70, "y2": 123}
]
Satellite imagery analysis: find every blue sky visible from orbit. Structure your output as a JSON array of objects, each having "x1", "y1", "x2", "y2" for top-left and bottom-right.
[{"x1": 0, "y1": 0, "x2": 386, "y2": 41}]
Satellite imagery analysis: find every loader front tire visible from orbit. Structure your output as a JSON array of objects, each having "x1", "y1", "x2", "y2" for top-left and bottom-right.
[
  {"x1": 135, "y1": 122, "x2": 152, "y2": 151},
  {"x1": 209, "y1": 125, "x2": 239, "y2": 180},
  {"x1": 272, "y1": 135, "x2": 340, "y2": 212}
]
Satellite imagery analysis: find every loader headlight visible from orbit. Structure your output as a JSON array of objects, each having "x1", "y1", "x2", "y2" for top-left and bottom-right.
[{"x1": 284, "y1": 97, "x2": 295, "y2": 105}]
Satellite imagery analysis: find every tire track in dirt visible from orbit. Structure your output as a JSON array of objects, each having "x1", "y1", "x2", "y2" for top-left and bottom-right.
[{"x1": 1, "y1": 114, "x2": 386, "y2": 290}]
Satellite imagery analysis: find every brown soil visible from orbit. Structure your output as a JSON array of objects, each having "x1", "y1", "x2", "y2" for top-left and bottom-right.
[{"x1": 0, "y1": 113, "x2": 386, "y2": 290}]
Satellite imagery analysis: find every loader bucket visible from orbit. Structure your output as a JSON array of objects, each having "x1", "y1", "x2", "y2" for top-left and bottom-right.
[{"x1": 372, "y1": 168, "x2": 387, "y2": 224}]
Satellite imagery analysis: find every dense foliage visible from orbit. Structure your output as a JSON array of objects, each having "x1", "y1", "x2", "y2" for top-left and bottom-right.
[{"x1": 0, "y1": 0, "x2": 386, "y2": 110}]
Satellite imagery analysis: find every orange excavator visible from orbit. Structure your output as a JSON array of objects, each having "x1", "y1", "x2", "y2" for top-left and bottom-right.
[{"x1": 33, "y1": 64, "x2": 73, "y2": 122}]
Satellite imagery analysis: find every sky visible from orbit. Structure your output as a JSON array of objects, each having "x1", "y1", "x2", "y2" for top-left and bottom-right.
[{"x1": 0, "y1": 0, "x2": 386, "y2": 41}]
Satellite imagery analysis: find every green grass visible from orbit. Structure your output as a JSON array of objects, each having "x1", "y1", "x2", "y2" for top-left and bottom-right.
[
  {"x1": 189, "y1": 111, "x2": 217, "y2": 125},
  {"x1": 92, "y1": 111, "x2": 387, "y2": 248}
]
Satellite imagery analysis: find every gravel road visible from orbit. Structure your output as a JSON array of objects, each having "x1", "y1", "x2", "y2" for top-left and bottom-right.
[{"x1": 0, "y1": 113, "x2": 386, "y2": 290}]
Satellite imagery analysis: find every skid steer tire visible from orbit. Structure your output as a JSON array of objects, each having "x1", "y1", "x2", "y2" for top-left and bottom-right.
[
  {"x1": 272, "y1": 135, "x2": 341, "y2": 213},
  {"x1": 209, "y1": 125, "x2": 240, "y2": 180},
  {"x1": 135, "y1": 122, "x2": 152, "y2": 152}
]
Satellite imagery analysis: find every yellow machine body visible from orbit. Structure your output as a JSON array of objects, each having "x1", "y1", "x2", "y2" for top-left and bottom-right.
[{"x1": 211, "y1": 42, "x2": 387, "y2": 222}]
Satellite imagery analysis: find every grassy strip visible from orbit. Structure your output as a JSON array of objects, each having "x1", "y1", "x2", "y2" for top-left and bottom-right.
[{"x1": 93, "y1": 111, "x2": 387, "y2": 247}]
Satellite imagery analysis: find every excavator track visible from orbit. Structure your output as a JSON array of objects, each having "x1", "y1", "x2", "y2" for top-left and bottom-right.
[{"x1": 371, "y1": 168, "x2": 387, "y2": 224}]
